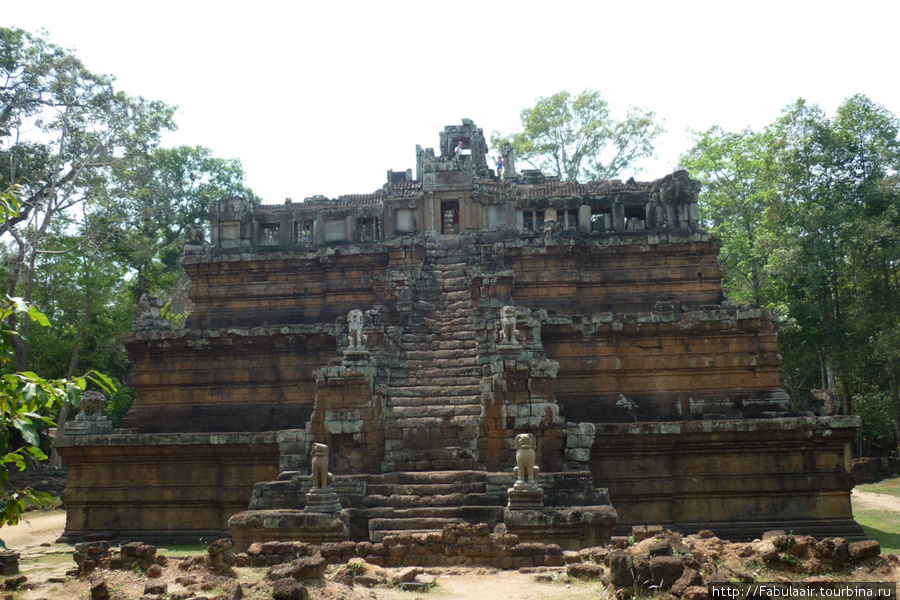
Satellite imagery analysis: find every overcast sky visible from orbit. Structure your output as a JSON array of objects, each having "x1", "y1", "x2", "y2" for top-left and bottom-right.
[{"x1": 6, "y1": 1, "x2": 900, "y2": 203}]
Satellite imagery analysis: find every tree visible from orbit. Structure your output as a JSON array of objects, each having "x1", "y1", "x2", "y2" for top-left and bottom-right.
[
  {"x1": 0, "y1": 189, "x2": 114, "y2": 541},
  {"x1": 0, "y1": 27, "x2": 175, "y2": 369},
  {"x1": 680, "y1": 126, "x2": 779, "y2": 307},
  {"x1": 105, "y1": 145, "x2": 256, "y2": 322},
  {"x1": 491, "y1": 90, "x2": 663, "y2": 182},
  {"x1": 680, "y1": 96, "x2": 900, "y2": 452}
]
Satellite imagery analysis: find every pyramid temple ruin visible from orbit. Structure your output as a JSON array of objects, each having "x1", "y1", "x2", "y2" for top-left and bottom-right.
[{"x1": 56, "y1": 120, "x2": 862, "y2": 547}]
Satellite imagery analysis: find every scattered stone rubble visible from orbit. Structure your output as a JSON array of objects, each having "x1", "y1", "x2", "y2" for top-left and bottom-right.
[
  {"x1": 0, "y1": 550, "x2": 20, "y2": 575},
  {"x1": 568, "y1": 527, "x2": 891, "y2": 599},
  {"x1": 57, "y1": 525, "x2": 894, "y2": 600}
]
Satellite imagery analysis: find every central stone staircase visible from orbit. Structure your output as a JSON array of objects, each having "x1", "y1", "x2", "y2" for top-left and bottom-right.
[
  {"x1": 362, "y1": 471, "x2": 504, "y2": 542},
  {"x1": 382, "y1": 243, "x2": 485, "y2": 471}
]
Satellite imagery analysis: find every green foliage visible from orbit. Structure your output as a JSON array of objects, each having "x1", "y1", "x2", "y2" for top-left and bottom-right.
[
  {"x1": 0, "y1": 295, "x2": 114, "y2": 542},
  {"x1": 491, "y1": 90, "x2": 663, "y2": 182},
  {"x1": 105, "y1": 144, "x2": 256, "y2": 322},
  {"x1": 1, "y1": 29, "x2": 254, "y2": 426},
  {"x1": 680, "y1": 127, "x2": 779, "y2": 306},
  {"x1": 681, "y1": 95, "x2": 900, "y2": 450},
  {"x1": 854, "y1": 391, "x2": 896, "y2": 440}
]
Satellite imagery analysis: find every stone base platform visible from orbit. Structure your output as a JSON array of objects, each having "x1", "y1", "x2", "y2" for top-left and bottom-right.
[
  {"x1": 503, "y1": 506, "x2": 617, "y2": 550},
  {"x1": 229, "y1": 510, "x2": 350, "y2": 552},
  {"x1": 591, "y1": 416, "x2": 866, "y2": 541},
  {"x1": 55, "y1": 431, "x2": 282, "y2": 544},
  {"x1": 230, "y1": 469, "x2": 615, "y2": 552}
]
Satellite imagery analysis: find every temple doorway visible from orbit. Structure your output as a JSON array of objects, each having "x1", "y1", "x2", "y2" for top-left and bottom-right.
[{"x1": 441, "y1": 200, "x2": 460, "y2": 234}]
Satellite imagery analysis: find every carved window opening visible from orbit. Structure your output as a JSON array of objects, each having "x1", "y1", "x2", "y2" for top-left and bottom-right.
[
  {"x1": 294, "y1": 220, "x2": 314, "y2": 244},
  {"x1": 260, "y1": 223, "x2": 280, "y2": 246},
  {"x1": 523, "y1": 210, "x2": 544, "y2": 232},
  {"x1": 358, "y1": 217, "x2": 379, "y2": 242},
  {"x1": 451, "y1": 137, "x2": 472, "y2": 156},
  {"x1": 624, "y1": 206, "x2": 647, "y2": 231},
  {"x1": 560, "y1": 209, "x2": 578, "y2": 231},
  {"x1": 591, "y1": 208, "x2": 612, "y2": 232}
]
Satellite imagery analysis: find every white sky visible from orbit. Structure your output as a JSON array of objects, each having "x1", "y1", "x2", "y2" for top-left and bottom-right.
[{"x1": 6, "y1": 1, "x2": 900, "y2": 204}]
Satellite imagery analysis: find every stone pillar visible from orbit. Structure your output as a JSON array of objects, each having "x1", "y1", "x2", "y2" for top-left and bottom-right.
[
  {"x1": 481, "y1": 355, "x2": 565, "y2": 472},
  {"x1": 425, "y1": 192, "x2": 436, "y2": 235},
  {"x1": 612, "y1": 200, "x2": 625, "y2": 232},
  {"x1": 308, "y1": 359, "x2": 384, "y2": 474},
  {"x1": 578, "y1": 205, "x2": 591, "y2": 233}
]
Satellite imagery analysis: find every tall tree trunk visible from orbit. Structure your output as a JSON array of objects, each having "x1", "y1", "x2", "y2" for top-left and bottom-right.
[
  {"x1": 892, "y1": 358, "x2": 900, "y2": 458},
  {"x1": 67, "y1": 255, "x2": 93, "y2": 378}
]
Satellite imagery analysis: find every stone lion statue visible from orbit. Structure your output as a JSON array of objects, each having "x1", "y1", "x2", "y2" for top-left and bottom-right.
[
  {"x1": 499, "y1": 306, "x2": 519, "y2": 345},
  {"x1": 809, "y1": 388, "x2": 839, "y2": 416},
  {"x1": 310, "y1": 443, "x2": 334, "y2": 489},
  {"x1": 185, "y1": 224, "x2": 205, "y2": 244},
  {"x1": 139, "y1": 293, "x2": 165, "y2": 318},
  {"x1": 348, "y1": 309, "x2": 367, "y2": 348},
  {"x1": 77, "y1": 391, "x2": 107, "y2": 420},
  {"x1": 513, "y1": 433, "x2": 539, "y2": 484}
]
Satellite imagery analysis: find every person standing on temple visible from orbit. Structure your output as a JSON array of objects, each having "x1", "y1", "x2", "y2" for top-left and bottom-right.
[{"x1": 496, "y1": 156, "x2": 504, "y2": 180}]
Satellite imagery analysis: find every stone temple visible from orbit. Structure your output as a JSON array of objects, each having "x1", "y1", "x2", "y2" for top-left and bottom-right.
[{"x1": 56, "y1": 119, "x2": 862, "y2": 547}]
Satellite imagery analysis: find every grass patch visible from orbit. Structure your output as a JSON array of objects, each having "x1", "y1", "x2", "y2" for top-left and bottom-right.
[
  {"x1": 852, "y1": 507, "x2": 900, "y2": 554},
  {"x1": 155, "y1": 543, "x2": 209, "y2": 557},
  {"x1": 856, "y1": 477, "x2": 900, "y2": 498}
]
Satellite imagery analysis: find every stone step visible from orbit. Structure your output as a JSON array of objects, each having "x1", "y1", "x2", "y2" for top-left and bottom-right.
[
  {"x1": 430, "y1": 257, "x2": 468, "y2": 265},
  {"x1": 363, "y1": 506, "x2": 468, "y2": 519},
  {"x1": 388, "y1": 380, "x2": 482, "y2": 392},
  {"x1": 443, "y1": 301, "x2": 473, "y2": 311},
  {"x1": 413, "y1": 367, "x2": 482, "y2": 378},
  {"x1": 389, "y1": 459, "x2": 477, "y2": 471},
  {"x1": 440, "y1": 291, "x2": 472, "y2": 302},
  {"x1": 404, "y1": 356, "x2": 478, "y2": 367},
  {"x1": 368, "y1": 470, "x2": 488, "y2": 485},
  {"x1": 407, "y1": 376, "x2": 481, "y2": 387},
  {"x1": 390, "y1": 404, "x2": 482, "y2": 418},
  {"x1": 398, "y1": 340, "x2": 476, "y2": 352},
  {"x1": 414, "y1": 283, "x2": 443, "y2": 293},
  {"x1": 404, "y1": 349, "x2": 478, "y2": 361},
  {"x1": 366, "y1": 481, "x2": 486, "y2": 496},
  {"x1": 400, "y1": 379, "x2": 482, "y2": 389},
  {"x1": 386, "y1": 387, "x2": 482, "y2": 400},
  {"x1": 404, "y1": 356, "x2": 479, "y2": 370},
  {"x1": 441, "y1": 276, "x2": 469, "y2": 288},
  {"x1": 424, "y1": 317, "x2": 472, "y2": 328},
  {"x1": 401, "y1": 333, "x2": 434, "y2": 343},
  {"x1": 369, "y1": 516, "x2": 465, "y2": 533},
  {"x1": 428, "y1": 341, "x2": 477, "y2": 352},
  {"x1": 363, "y1": 493, "x2": 500, "y2": 508},
  {"x1": 367, "y1": 529, "x2": 437, "y2": 543}
]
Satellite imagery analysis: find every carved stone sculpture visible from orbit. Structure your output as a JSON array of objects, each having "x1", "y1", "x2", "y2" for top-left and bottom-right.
[
  {"x1": 348, "y1": 309, "x2": 367, "y2": 348},
  {"x1": 63, "y1": 391, "x2": 112, "y2": 436},
  {"x1": 305, "y1": 442, "x2": 342, "y2": 513},
  {"x1": 310, "y1": 442, "x2": 334, "y2": 489},
  {"x1": 186, "y1": 224, "x2": 206, "y2": 244},
  {"x1": 514, "y1": 433, "x2": 539, "y2": 484},
  {"x1": 507, "y1": 433, "x2": 544, "y2": 510},
  {"x1": 499, "y1": 306, "x2": 519, "y2": 345},
  {"x1": 139, "y1": 294, "x2": 165, "y2": 319},
  {"x1": 134, "y1": 293, "x2": 171, "y2": 332},
  {"x1": 809, "y1": 388, "x2": 839, "y2": 416}
]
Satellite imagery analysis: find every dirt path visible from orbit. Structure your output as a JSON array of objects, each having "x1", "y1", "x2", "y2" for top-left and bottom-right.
[
  {"x1": 0, "y1": 510, "x2": 72, "y2": 583},
  {"x1": 0, "y1": 510, "x2": 67, "y2": 552},
  {"x1": 852, "y1": 489, "x2": 900, "y2": 513},
  {"x1": 373, "y1": 570, "x2": 606, "y2": 600}
]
